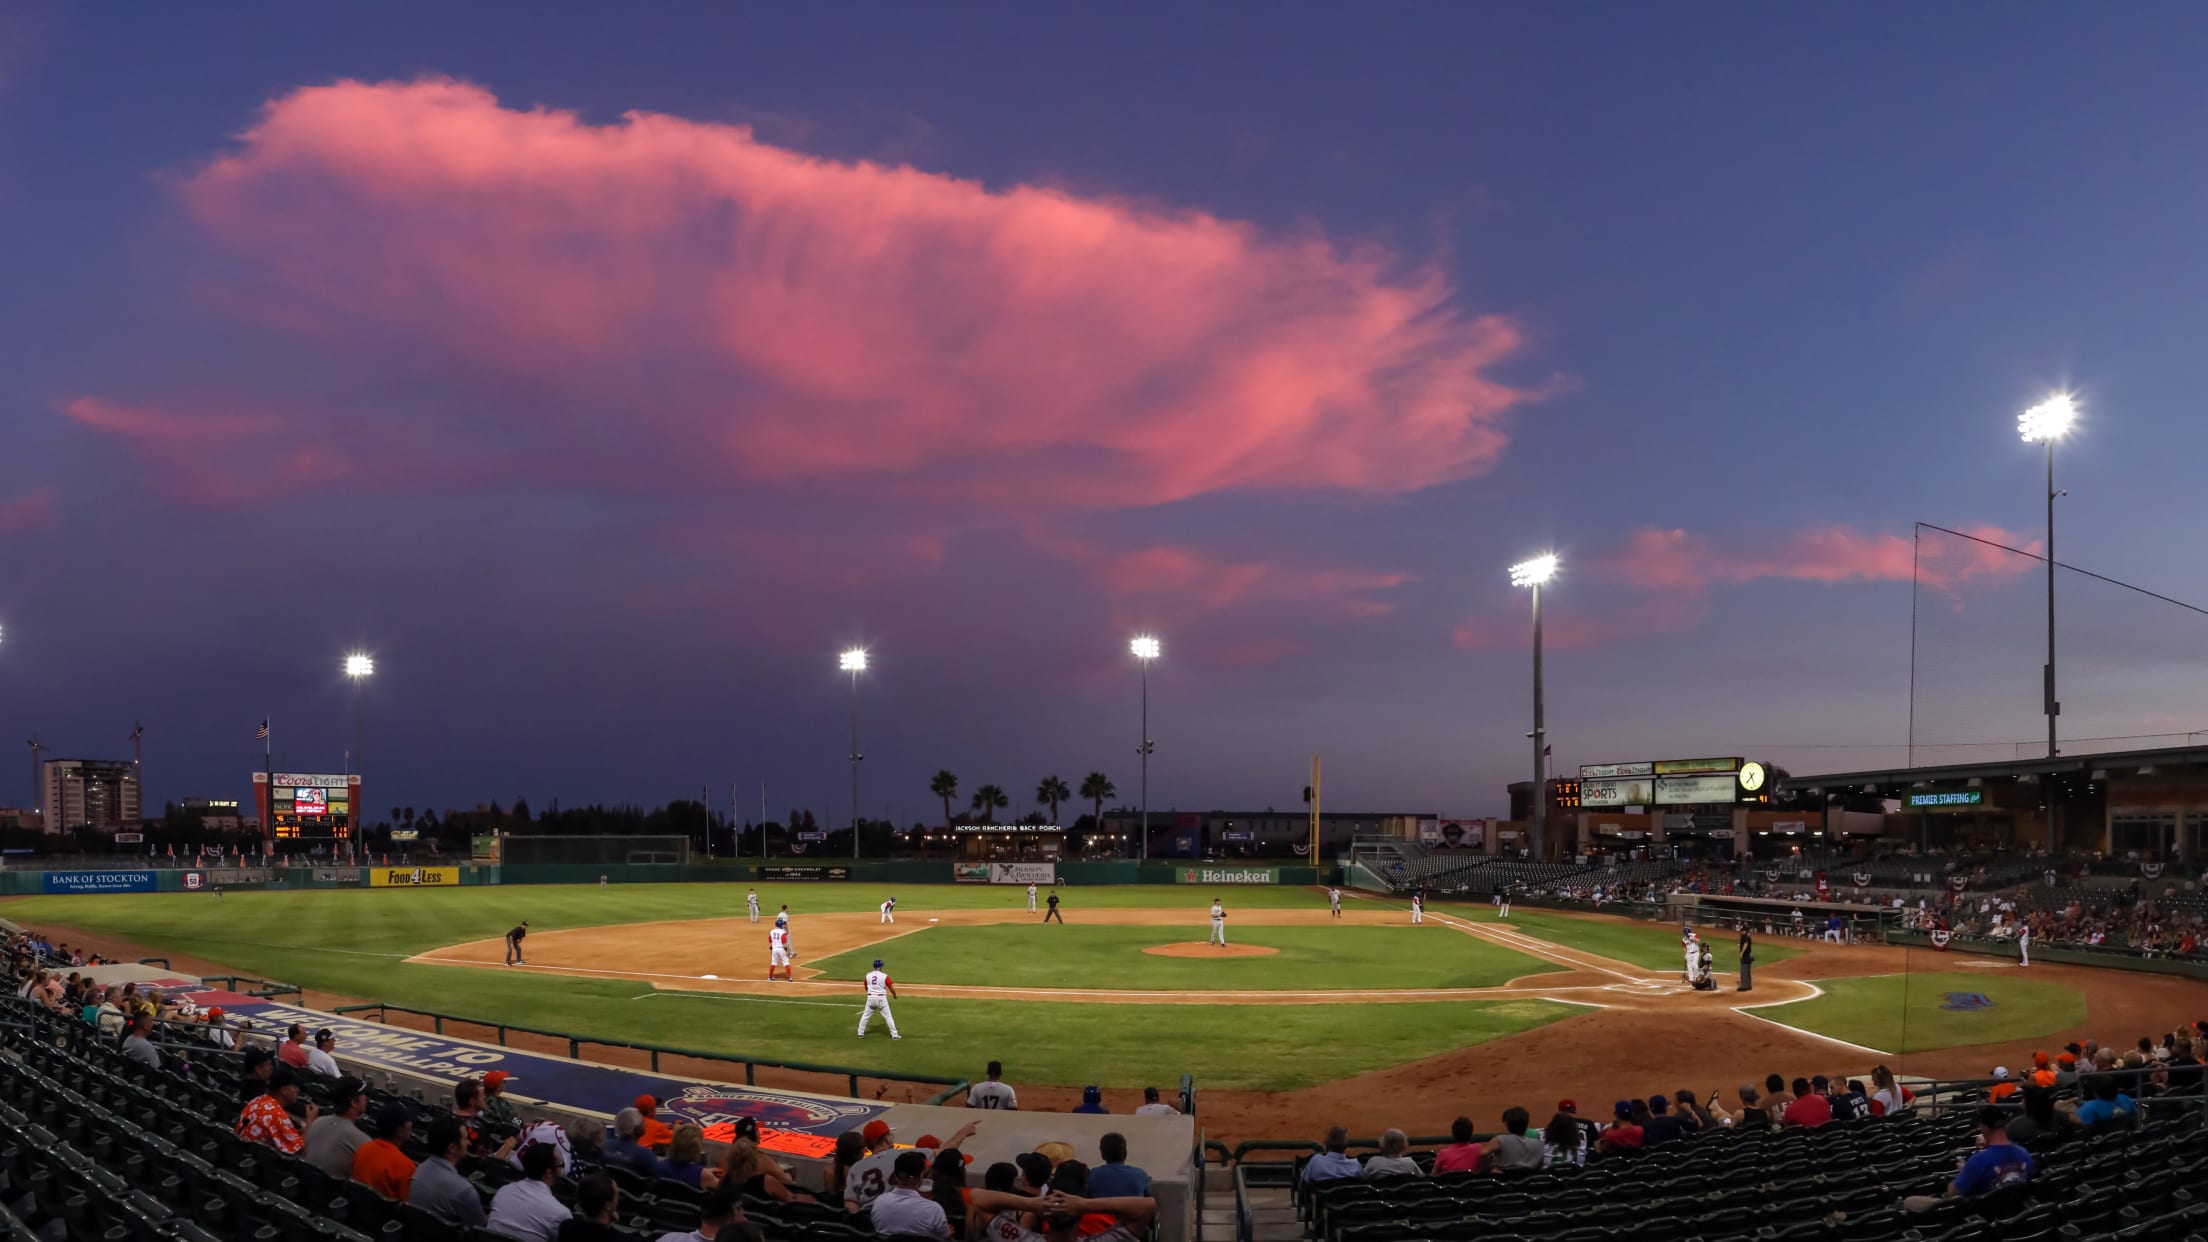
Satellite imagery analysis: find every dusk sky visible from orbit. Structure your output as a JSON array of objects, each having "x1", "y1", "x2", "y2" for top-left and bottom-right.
[{"x1": 5, "y1": 5, "x2": 2208, "y2": 825}]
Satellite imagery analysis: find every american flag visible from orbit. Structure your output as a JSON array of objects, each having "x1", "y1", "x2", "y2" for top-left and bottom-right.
[{"x1": 255, "y1": 719, "x2": 270, "y2": 741}]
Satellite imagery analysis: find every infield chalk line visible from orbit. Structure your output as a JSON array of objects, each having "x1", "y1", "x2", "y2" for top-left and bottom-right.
[
  {"x1": 631, "y1": 992, "x2": 853, "y2": 1009},
  {"x1": 1730, "y1": 982, "x2": 1893, "y2": 1058}
]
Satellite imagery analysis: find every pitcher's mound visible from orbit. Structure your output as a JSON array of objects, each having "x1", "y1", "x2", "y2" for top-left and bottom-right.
[{"x1": 1144, "y1": 942, "x2": 1279, "y2": 959}]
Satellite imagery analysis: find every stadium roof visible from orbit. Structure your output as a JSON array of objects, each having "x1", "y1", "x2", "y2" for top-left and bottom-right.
[{"x1": 1777, "y1": 740, "x2": 2208, "y2": 793}]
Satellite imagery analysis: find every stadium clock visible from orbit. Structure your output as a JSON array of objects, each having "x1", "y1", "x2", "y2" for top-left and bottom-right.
[{"x1": 1737, "y1": 761, "x2": 1767, "y2": 793}]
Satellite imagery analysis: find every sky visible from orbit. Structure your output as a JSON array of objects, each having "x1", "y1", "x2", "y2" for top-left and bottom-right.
[{"x1": 4, "y1": 4, "x2": 2208, "y2": 826}]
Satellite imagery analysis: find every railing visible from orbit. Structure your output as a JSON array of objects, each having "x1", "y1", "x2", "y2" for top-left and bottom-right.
[
  {"x1": 1180, "y1": 1071, "x2": 1196, "y2": 1117},
  {"x1": 329, "y1": 1001, "x2": 970, "y2": 1101}
]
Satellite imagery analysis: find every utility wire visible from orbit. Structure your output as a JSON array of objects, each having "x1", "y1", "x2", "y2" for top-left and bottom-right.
[{"x1": 1917, "y1": 521, "x2": 2208, "y2": 619}]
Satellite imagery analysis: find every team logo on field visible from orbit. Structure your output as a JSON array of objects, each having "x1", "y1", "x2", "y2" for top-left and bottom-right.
[
  {"x1": 663, "y1": 1085, "x2": 874, "y2": 1133},
  {"x1": 183, "y1": 872, "x2": 204, "y2": 891},
  {"x1": 1940, "y1": 992, "x2": 1995, "y2": 1011}
]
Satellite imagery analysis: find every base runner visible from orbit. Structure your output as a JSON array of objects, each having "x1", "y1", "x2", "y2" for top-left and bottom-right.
[
  {"x1": 1208, "y1": 898, "x2": 1227, "y2": 946},
  {"x1": 857, "y1": 958, "x2": 900, "y2": 1039},
  {"x1": 880, "y1": 897, "x2": 897, "y2": 924},
  {"x1": 768, "y1": 924, "x2": 794, "y2": 981}
]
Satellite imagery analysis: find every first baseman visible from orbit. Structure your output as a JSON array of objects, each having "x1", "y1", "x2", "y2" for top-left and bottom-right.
[{"x1": 857, "y1": 958, "x2": 900, "y2": 1039}]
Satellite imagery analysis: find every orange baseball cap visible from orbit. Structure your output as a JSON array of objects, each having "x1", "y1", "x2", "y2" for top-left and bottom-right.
[{"x1": 635, "y1": 1094, "x2": 657, "y2": 1113}]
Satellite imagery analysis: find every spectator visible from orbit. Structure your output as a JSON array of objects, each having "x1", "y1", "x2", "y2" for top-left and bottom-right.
[
  {"x1": 557, "y1": 1172, "x2": 623, "y2": 1242},
  {"x1": 1014, "y1": 1151, "x2": 1054, "y2": 1196},
  {"x1": 1360, "y1": 1129, "x2": 1420, "y2": 1180},
  {"x1": 2004, "y1": 1086, "x2": 2061, "y2": 1144},
  {"x1": 1640, "y1": 1095, "x2": 1683, "y2": 1147},
  {"x1": 967, "y1": 1061, "x2": 1018, "y2": 1110},
  {"x1": 1597, "y1": 1101, "x2": 1642, "y2": 1155},
  {"x1": 95, "y1": 988, "x2": 125, "y2": 1039},
  {"x1": 277, "y1": 1023, "x2": 312, "y2": 1070},
  {"x1": 1832, "y1": 1077, "x2": 1870, "y2": 1121},
  {"x1": 1090, "y1": 1131, "x2": 1152, "y2": 1196},
  {"x1": 1301, "y1": 1127, "x2": 1361, "y2": 1183},
  {"x1": 304, "y1": 1076, "x2": 371, "y2": 1179},
  {"x1": 656, "y1": 1184, "x2": 745, "y2": 1242},
  {"x1": 656, "y1": 1123, "x2": 710, "y2": 1188},
  {"x1": 203, "y1": 1006, "x2": 236, "y2": 1050},
  {"x1": 238, "y1": 1047, "x2": 275, "y2": 1106},
  {"x1": 1485, "y1": 1108, "x2": 1543, "y2": 1170},
  {"x1": 2053, "y1": 1052, "x2": 2080, "y2": 1090},
  {"x1": 1556, "y1": 1099, "x2": 1601, "y2": 1150},
  {"x1": 829, "y1": 1129, "x2": 866, "y2": 1206},
  {"x1": 1673, "y1": 1088, "x2": 1712, "y2": 1134},
  {"x1": 634, "y1": 1094, "x2": 675, "y2": 1149},
  {"x1": 1906, "y1": 1106, "x2": 2033, "y2": 1209},
  {"x1": 488, "y1": 1143, "x2": 573, "y2": 1242},
  {"x1": 352, "y1": 1100, "x2": 418, "y2": 1202},
  {"x1": 1781, "y1": 1077, "x2": 1832, "y2": 1128},
  {"x1": 1042, "y1": 1159, "x2": 1155, "y2": 1242},
  {"x1": 929, "y1": 1144, "x2": 970, "y2": 1237},
  {"x1": 511, "y1": 1116, "x2": 586, "y2": 1177},
  {"x1": 1987, "y1": 1067, "x2": 2018, "y2": 1103},
  {"x1": 1432, "y1": 1117, "x2": 1483, "y2": 1173},
  {"x1": 843, "y1": 1119, "x2": 902, "y2": 1211},
  {"x1": 481, "y1": 1069, "x2": 521, "y2": 1130},
  {"x1": 237, "y1": 1063, "x2": 316, "y2": 1155},
  {"x1": 870, "y1": 1151, "x2": 952, "y2": 1240},
  {"x1": 411, "y1": 1117, "x2": 488, "y2": 1226},
  {"x1": 2073, "y1": 1075, "x2": 2135, "y2": 1127},
  {"x1": 1073, "y1": 1085, "x2": 1108, "y2": 1115},
  {"x1": 603, "y1": 1108, "x2": 660, "y2": 1178},
  {"x1": 1868, "y1": 1066, "x2": 1905, "y2": 1117},
  {"x1": 306, "y1": 1028, "x2": 342, "y2": 1078},
  {"x1": 1540, "y1": 1111, "x2": 1586, "y2": 1168},
  {"x1": 716, "y1": 1116, "x2": 818, "y2": 1203},
  {"x1": 452, "y1": 1079, "x2": 491, "y2": 1153},
  {"x1": 1134, "y1": 1086, "x2": 1180, "y2": 1117},
  {"x1": 120, "y1": 1013, "x2": 162, "y2": 1070}
]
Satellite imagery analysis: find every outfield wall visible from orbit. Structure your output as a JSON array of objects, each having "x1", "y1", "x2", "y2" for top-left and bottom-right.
[
  {"x1": 1886, "y1": 930, "x2": 2208, "y2": 979},
  {"x1": 1, "y1": 859, "x2": 1333, "y2": 892}
]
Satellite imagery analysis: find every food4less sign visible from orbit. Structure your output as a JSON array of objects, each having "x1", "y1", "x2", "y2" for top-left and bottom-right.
[{"x1": 1178, "y1": 866, "x2": 1277, "y2": 884}]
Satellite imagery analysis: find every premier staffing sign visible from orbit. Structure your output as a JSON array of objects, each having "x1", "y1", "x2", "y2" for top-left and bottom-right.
[{"x1": 1905, "y1": 790, "x2": 1985, "y2": 811}]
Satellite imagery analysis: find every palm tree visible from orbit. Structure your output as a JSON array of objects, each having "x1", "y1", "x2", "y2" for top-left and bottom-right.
[
  {"x1": 1036, "y1": 776, "x2": 1071, "y2": 828},
  {"x1": 971, "y1": 785, "x2": 1009, "y2": 823},
  {"x1": 930, "y1": 770, "x2": 960, "y2": 832},
  {"x1": 1080, "y1": 772, "x2": 1116, "y2": 838}
]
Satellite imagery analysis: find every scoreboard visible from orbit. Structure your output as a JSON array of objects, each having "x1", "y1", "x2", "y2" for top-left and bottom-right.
[{"x1": 254, "y1": 771, "x2": 360, "y2": 841}]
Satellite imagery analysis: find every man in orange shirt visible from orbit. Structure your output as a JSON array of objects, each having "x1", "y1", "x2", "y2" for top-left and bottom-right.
[
  {"x1": 635, "y1": 1094, "x2": 674, "y2": 1150},
  {"x1": 1986, "y1": 1067, "x2": 2018, "y2": 1102},
  {"x1": 352, "y1": 1101, "x2": 418, "y2": 1202},
  {"x1": 237, "y1": 1064, "x2": 317, "y2": 1154}
]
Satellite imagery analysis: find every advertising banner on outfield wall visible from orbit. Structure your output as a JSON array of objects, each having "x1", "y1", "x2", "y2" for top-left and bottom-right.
[
  {"x1": 989, "y1": 862, "x2": 1056, "y2": 885},
  {"x1": 1176, "y1": 865, "x2": 1277, "y2": 884},
  {"x1": 1654, "y1": 774, "x2": 1740, "y2": 805},
  {"x1": 369, "y1": 865, "x2": 459, "y2": 887},
  {"x1": 758, "y1": 865, "x2": 851, "y2": 881},
  {"x1": 42, "y1": 871, "x2": 156, "y2": 894},
  {"x1": 953, "y1": 863, "x2": 991, "y2": 883},
  {"x1": 1581, "y1": 778, "x2": 1654, "y2": 808}
]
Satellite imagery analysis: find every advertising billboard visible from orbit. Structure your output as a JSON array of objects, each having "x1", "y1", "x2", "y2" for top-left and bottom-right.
[
  {"x1": 1176, "y1": 865, "x2": 1277, "y2": 884},
  {"x1": 1654, "y1": 774, "x2": 1741, "y2": 805},
  {"x1": 1905, "y1": 790, "x2": 1985, "y2": 811},
  {"x1": 42, "y1": 871, "x2": 156, "y2": 894},
  {"x1": 269, "y1": 771, "x2": 354, "y2": 838},
  {"x1": 759, "y1": 865, "x2": 851, "y2": 881},
  {"x1": 1581, "y1": 777, "x2": 1654, "y2": 808},
  {"x1": 369, "y1": 866, "x2": 459, "y2": 887},
  {"x1": 1653, "y1": 757, "x2": 1741, "y2": 776},
  {"x1": 989, "y1": 863, "x2": 1056, "y2": 885},
  {"x1": 1580, "y1": 762, "x2": 1655, "y2": 779}
]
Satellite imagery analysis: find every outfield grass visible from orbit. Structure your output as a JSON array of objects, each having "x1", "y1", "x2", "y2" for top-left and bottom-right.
[
  {"x1": 1424, "y1": 905, "x2": 1803, "y2": 973},
  {"x1": 813, "y1": 924, "x2": 1562, "y2": 990},
  {"x1": 1752, "y1": 971, "x2": 2087, "y2": 1055},
  {"x1": 4, "y1": 883, "x2": 1577, "y2": 1089}
]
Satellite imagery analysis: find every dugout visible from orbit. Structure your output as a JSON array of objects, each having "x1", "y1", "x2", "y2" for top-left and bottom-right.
[{"x1": 1667, "y1": 892, "x2": 1897, "y2": 940}]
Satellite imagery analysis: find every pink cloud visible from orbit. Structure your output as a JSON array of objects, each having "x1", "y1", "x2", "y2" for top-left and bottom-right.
[
  {"x1": 1599, "y1": 524, "x2": 2038, "y2": 593},
  {"x1": 152, "y1": 76, "x2": 1543, "y2": 509},
  {"x1": 1036, "y1": 534, "x2": 1411, "y2": 616},
  {"x1": 0, "y1": 488, "x2": 57, "y2": 535},
  {"x1": 61, "y1": 397, "x2": 282, "y2": 441}
]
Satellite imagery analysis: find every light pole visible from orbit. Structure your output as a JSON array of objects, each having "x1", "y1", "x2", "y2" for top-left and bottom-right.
[
  {"x1": 2018, "y1": 394, "x2": 2075, "y2": 850},
  {"x1": 343, "y1": 654, "x2": 374, "y2": 775},
  {"x1": 840, "y1": 648, "x2": 867, "y2": 858},
  {"x1": 1508, "y1": 555, "x2": 1558, "y2": 860},
  {"x1": 1130, "y1": 635, "x2": 1159, "y2": 860}
]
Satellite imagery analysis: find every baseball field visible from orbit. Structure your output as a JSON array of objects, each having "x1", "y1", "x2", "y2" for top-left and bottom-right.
[{"x1": 8, "y1": 882, "x2": 2188, "y2": 1141}]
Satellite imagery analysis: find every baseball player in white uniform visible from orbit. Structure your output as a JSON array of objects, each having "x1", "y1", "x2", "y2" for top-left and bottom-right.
[
  {"x1": 1208, "y1": 899, "x2": 1227, "y2": 946},
  {"x1": 1411, "y1": 893, "x2": 1424, "y2": 924},
  {"x1": 1681, "y1": 928, "x2": 1700, "y2": 982},
  {"x1": 2017, "y1": 921, "x2": 2031, "y2": 967},
  {"x1": 769, "y1": 924, "x2": 793, "y2": 981},
  {"x1": 1026, "y1": 883, "x2": 1038, "y2": 913},
  {"x1": 1328, "y1": 887, "x2": 1342, "y2": 920},
  {"x1": 857, "y1": 958, "x2": 900, "y2": 1039},
  {"x1": 747, "y1": 889, "x2": 760, "y2": 923},
  {"x1": 1496, "y1": 888, "x2": 1511, "y2": 919},
  {"x1": 880, "y1": 896, "x2": 897, "y2": 924}
]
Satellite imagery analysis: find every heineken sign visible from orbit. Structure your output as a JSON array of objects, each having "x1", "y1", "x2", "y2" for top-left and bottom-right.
[
  {"x1": 1178, "y1": 866, "x2": 1277, "y2": 884},
  {"x1": 1905, "y1": 790, "x2": 1984, "y2": 810}
]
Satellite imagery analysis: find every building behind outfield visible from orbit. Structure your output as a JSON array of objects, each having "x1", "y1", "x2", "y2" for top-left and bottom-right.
[{"x1": 1099, "y1": 809, "x2": 1424, "y2": 859}]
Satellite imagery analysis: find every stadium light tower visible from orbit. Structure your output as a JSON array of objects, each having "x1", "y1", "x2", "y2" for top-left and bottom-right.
[
  {"x1": 1508, "y1": 555, "x2": 1558, "y2": 859},
  {"x1": 2017, "y1": 394, "x2": 2075, "y2": 767},
  {"x1": 1130, "y1": 635, "x2": 1160, "y2": 860},
  {"x1": 343, "y1": 653, "x2": 373, "y2": 778},
  {"x1": 840, "y1": 648, "x2": 867, "y2": 858}
]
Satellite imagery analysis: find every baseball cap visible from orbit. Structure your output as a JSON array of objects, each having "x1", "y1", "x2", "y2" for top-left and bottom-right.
[
  {"x1": 268, "y1": 1064, "x2": 298, "y2": 1091},
  {"x1": 206, "y1": 1007, "x2": 226, "y2": 1021},
  {"x1": 634, "y1": 1094, "x2": 657, "y2": 1113},
  {"x1": 874, "y1": 959, "x2": 884, "y2": 969},
  {"x1": 485, "y1": 1070, "x2": 513, "y2": 1089},
  {"x1": 315, "y1": 1028, "x2": 334, "y2": 1043},
  {"x1": 894, "y1": 1151, "x2": 929, "y2": 1179},
  {"x1": 242, "y1": 1048, "x2": 273, "y2": 1071},
  {"x1": 1014, "y1": 1152, "x2": 1054, "y2": 1188},
  {"x1": 373, "y1": 1100, "x2": 413, "y2": 1134},
  {"x1": 862, "y1": 1119, "x2": 894, "y2": 1143},
  {"x1": 915, "y1": 1134, "x2": 941, "y2": 1149},
  {"x1": 2056, "y1": 1053, "x2": 2076, "y2": 1067},
  {"x1": 1082, "y1": 1085, "x2": 1102, "y2": 1103},
  {"x1": 1992, "y1": 1066, "x2": 2010, "y2": 1080},
  {"x1": 2032, "y1": 1051, "x2": 2050, "y2": 1068},
  {"x1": 330, "y1": 1075, "x2": 366, "y2": 1107},
  {"x1": 1557, "y1": 1099, "x2": 1576, "y2": 1113},
  {"x1": 1613, "y1": 1099, "x2": 1633, "y2": 1118}
]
